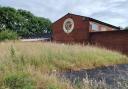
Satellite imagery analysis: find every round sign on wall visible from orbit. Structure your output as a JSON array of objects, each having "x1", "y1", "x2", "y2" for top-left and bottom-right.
[{"x1": 63, "y1": 18, "x2": 74, "y2": 34}]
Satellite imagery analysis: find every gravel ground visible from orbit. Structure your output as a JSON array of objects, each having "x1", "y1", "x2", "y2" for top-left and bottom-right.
[{"x1": 61, "y1": 64, "x2": 128, "y2": 89}]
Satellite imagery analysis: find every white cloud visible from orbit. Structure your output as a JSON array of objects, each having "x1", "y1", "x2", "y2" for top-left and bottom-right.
[{"x1": 0, "y1": 0, "x2": 128, "y2": 27}]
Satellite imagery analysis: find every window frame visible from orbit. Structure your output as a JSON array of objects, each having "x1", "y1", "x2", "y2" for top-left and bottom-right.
[{"x1": 90, "y1": 22, "x2": 99, "y2": 31}]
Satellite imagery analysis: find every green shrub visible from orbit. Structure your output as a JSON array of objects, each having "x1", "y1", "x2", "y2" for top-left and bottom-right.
[
  {"x1": 0, "y1": 30, "x2": 18, "y2": 41},
  {"x1": 3, "y1": 72, "x2": 35, "y2": 89}
]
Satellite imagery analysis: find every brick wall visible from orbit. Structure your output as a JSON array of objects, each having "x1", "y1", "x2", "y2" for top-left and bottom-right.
[
  {"x1": 52, "y1": 13, "x2": 128, "y2": 54},
  {"x1": 52, "y1": 14, "x2": 90, "y2": 43},
  {"x1": 89, "y1": 21, "x2": 115, "y2": 32},
  {"x1": 89, "y1": 30, "x2": 128, "y2": 54}
]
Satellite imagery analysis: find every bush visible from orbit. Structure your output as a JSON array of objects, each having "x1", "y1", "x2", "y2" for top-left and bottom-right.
[
  {"x1": 0, "y1": 30, "x2": 18, "y2": 41},
  {"x1": 3, "y1": 73, "x2": 35, "y2": 89}
]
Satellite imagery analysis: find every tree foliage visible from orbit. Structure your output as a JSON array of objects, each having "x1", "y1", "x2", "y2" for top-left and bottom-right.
[
  {"x1": 0, "y1": 29, "x2": 18, "y2": 41},
  {"x1": 0, "y1": 6, "x2": 52, "y2": 38}
]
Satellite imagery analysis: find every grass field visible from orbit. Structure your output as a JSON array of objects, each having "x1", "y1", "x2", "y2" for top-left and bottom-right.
[{"x1": 0, "y1": 41, "x2": 127, "y2": 89}]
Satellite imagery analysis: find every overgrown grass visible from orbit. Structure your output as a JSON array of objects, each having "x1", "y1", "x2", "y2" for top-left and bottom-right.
[
  {"x1": 0, "y1": 41, "x2": 127, "y2": 89},
  {"x1": 0, "y1": 30, "x2": 18, "y2": 41}
]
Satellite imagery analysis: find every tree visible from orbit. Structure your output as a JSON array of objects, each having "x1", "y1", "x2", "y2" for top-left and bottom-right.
[{"x1": 0, "y1": 6, "x2": 52, "y2": 38}]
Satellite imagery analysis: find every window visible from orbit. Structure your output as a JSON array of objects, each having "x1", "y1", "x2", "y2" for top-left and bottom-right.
[{"x1": 90, "y1": 23, "x2": 99, "y2": 31}]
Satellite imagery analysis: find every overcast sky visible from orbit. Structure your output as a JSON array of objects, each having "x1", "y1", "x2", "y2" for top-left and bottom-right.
[{"x1": 0, "y1": 0, "x2": 128, "y2": 27}]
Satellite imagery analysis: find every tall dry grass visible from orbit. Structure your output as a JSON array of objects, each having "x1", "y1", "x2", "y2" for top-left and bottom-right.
[{"x1": 0, "y1": 41, "x2": 127, "y2": 89}]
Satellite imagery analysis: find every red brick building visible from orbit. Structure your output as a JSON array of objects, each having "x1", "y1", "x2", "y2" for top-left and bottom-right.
[
  {"x1": 52, "y1": 13, "x2": 128, "y2": 54},
  {"x1": 52, "y1": 13, "x2": 120, "y2": 43}
]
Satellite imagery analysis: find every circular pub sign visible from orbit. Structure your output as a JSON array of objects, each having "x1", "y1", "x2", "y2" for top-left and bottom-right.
[{"x1": 63, "y1": 18, "x2": 74, "y2": 34}]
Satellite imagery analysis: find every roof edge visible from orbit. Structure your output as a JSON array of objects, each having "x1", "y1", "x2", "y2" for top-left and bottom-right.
[
  {"x1": 68, "y1": 13, "x2": 120, "y2": 29},
  {"x1": 52, "y1": 13, "x2": 70, "y2": 26},
  {"x1": 52, "y1": 13, "x2": 120, "y2": 29}
]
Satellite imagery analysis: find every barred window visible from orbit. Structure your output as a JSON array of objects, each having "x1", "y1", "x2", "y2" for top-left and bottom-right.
[{"x1": 90, "y1": 23, "x2": 99, "y2": 31}]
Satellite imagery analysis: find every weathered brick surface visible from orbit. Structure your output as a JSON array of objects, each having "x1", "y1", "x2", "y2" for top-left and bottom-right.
[
  {"x1": 89, "y1": 21, "x2": 115, "y2": 32},
  {"x1": 52, "y1": 13, "x2": 128, "y2": 54},
  {"x1": 52, "y1": 13, "x2": 89, "y2": 43},
  {"x1": 89, "y1": 30, "x2": 128, "y2": 54}
]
